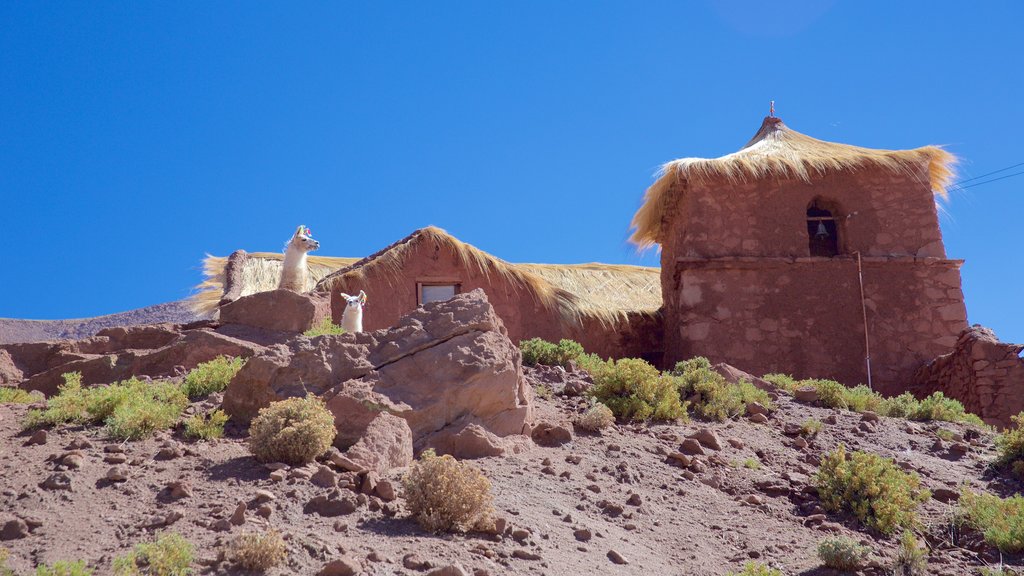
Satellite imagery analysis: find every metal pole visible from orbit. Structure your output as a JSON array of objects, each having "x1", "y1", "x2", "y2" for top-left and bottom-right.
[{"x1": 855, "y1": 251, "x2": 873, "y2": 390}]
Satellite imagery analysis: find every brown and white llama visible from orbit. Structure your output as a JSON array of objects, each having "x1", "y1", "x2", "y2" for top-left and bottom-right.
[
  {"x1": 339, "y1": 291, "x2": 367, "y2": 333},
  {"x1": 278, "y1": 225, "x2": 320, "y2": 292}
]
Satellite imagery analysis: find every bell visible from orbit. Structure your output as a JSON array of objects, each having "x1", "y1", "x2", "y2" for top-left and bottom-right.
[{"x1": 816, "y1": 222, "x2": 828, "y2": 237}]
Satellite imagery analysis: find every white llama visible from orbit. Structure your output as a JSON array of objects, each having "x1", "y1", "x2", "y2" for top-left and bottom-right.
[
  {"x1": 278, "y1": 225, "x2": 320, "y2": 292},
  {"x1": 339, "y1": 291, "x2": 367, "y2": 333}
]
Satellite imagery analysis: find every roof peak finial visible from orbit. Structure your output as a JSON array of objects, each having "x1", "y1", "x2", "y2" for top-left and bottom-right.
[{"x1": 769, "y1": 100, "x2": 775, "y2": 118}]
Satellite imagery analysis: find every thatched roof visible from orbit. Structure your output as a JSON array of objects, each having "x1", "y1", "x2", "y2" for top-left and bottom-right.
[
  {"x1": 189, "y1": 252, "x2": 359, "y2": 315},
  {"x1": 630, "y1": 116, "x2": 956, "y2": 248},
  {"x1": 316, "y1": 226, "x2": 661, "y2": 326}
]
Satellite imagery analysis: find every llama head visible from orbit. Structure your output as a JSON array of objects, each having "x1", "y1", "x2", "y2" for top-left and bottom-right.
[
  {"x1": 340, "y1": 290, "x2": 367, "y2": 311},
  {"x1": 286, "y1": 225, "x2": 320, "y2": 253}
]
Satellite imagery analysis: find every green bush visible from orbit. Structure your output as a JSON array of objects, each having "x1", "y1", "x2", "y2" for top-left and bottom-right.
[
  {"x1": 817, "y1": 536, "x2": 870, "y2": 570},
  {"x1": 815, "y1": 445, "x2": 929, "y2": 535},
  {"x1": 519, "y1": 338, "x2": 585, "y2": 368},
  {"x1": 180, "y1": 356, "x2": 243, "y2": 399},
  {"x1": 34, "y1": 561, "x2": 93, "y2": 576},
  {"x1": 588, "y1": 357, "x2": 686, "y2": 422},
  {"x1": 403, "y1": 449, "x2": 494, "y2": 533},
  {"x1": 958, "y1": 490, "x2": 1024, "y2": 553},
  {"x1": 725, "y1": 562, "x2": 783, "y2": 576},
  {"x1": 762, "y1": 373, "x2": 798, "y2": 393},
  {"x1": 892, "y1": 530, "x2": 927, "y2": 575},
  {"x1": 996, "y1": 412, "x2": 1024, "y2": 473},
  {"x1": 843, "y1": 384, "x2": 883, "y2": 413},
  {"x1": 879, "y1": 392, "x2": 919, "y2": 418},
  {"x1": 303, "y1": 318, "x2": 345, "y2": 337},
  {"x1": 248, "y1": 395, "x2": 336, "y2": 465},
  {"x1": 675, "y1": 358, "x2": 771, "y2": 421},
  {"x1": 800, "y1": 419, "x2": 823, "y2": 437},
  {"x1": 113, "y1": 532, "x2": 193, "y2": 576},
  {"x1": 24, "y1": 374, "x2": 188, "y2": 441},
  {"x1": 0, "y1": 387, "x2": 42, "y2": 404},
  {"x1": 0, "y1": 548, "x2": 13, "y2": 576},
  {"x1": 183, "y1": 409, "x2": 229, "y2": 440}
]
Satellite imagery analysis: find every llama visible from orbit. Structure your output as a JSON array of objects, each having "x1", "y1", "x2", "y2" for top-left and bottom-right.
[
  {"x1": 339, "y1": 291, "x2": 367, "y2": 333},
  {"x1": 278, "y1": 225, "x2": 320, "y2": 292}
]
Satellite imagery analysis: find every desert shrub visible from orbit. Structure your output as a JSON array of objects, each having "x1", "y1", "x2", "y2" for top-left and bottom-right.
[
  {"x1": 725, "y1": 562, "x2": 783, "y2": 576},
  {"x1": 674, "y1": 358, "x2": 770, "y2": 421},
  {"x1": 0, "y1": 387, "x2": 42, "y2": 404},
  {"x1": 575, "y1": 402, "x2": 615, "y2": 431},
  {"x1": 879, "y1": 392, "x2": 919, "y2": 418},
  {"x1": 996, "y1": 412, "x2": 1024, "y2": 472},
  {"x1": 979, "y1": 568, "x2": 1024, "y2": 576},
  {"x1": 817, "y1": 536, "x2": 870, "y2": 570},
  {"x1": 935, "y1": 428, "x2": 956, "y2": 441},
  {"x1": 801, "y1": 419, "x2": 823, "y2": 437},
  {"x1": 0, "y1": 548, "x2": 14, "y2": 576},
  {"x1": 183, "y1": 409, "x2": 229, "y2": 440},
  {"x1": 113, "y1": 532, "x2": 193, "y2": 576},
  {"x1": 588, "y1": 357, "x2": 686, "y2": 422},
  {"x1": 844, "y1": 384, "x2": 883, "y2": 413},
  {"x1": 815, "y1": 445, "x2": 929, "y2": 535},
  {"x1": 519, "y1": 338, "x2": 585, "y2": 368},
  {"x1": 958, "y1": 490, "x2": 1024, "y2": 553},
  {"x1": 180, "y1": 356, "x2": 243, "y2": 399},
  {"x1": 303, "y1": 317, "x2": 345, "y2": 337},
  {"x1": 248, "y1": 395, "x2": 336, "y2": 465},
  {"x1": 762, "y1": 373, "x2": 798, "y2": 394},
  {"x1": 741, "y1": 458, "x2": 761, "y2": 470},
  {"x1": 403, "y1": 449, "x2": 494, "y2": 533},
  {"x1": 227, "y1": 530, "x2": 287, "y2": 572},
  {"x1": 24, "y1": 374, "x2": 188, "y2": 440},
  {"x1": 911, "y1": 392, "x2": 984, "y2": 425},
  {"x1": 533, "y1": 384, "x2": 553, "y2": 400},
  {"x1": 892, "y1": 530, "x2": 927, "y2": 575},
  {"x1": 34, "y1": 561, "x2": 93, "y2": 576},
  {"x1": 807, "y1": 379, "x2": 850, "y2": 409}
]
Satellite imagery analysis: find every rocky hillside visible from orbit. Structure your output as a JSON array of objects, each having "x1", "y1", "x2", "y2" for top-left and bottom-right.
[
  {"x1": 0, "y1": 290, "x2": 1020, "y2": 575},
  {"x1": 0, "y1": 301, "x2": 204, "y2": 345}
]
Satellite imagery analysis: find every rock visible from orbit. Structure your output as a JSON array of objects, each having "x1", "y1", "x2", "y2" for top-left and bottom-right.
[
  {"x1": 67, "y1": 437, "x2": 93, "y2": 450},
  {"x1": 345, "y1": 413, "x2": 414, "y2": 474},
  {"x1": 403, "y1": 554, "x2": 431, "y2": 570},
  {"x1": 310, "y1": 465, "x2": 338, "y2": 488},
  {"x1": 949, "y1": 442, "x2": 970, "y2": 458},
  {"x1": 0, "y1": 350, "x2": 24, "y2": 385},
  {"x1": 167, "y1": 481, "x2": 193, "y2": 500},
  {"x1": 531, "y1": 422, "x2": 573, "y2": 447},
  {"x1": 754, "y1": 479, "x2": 790, "y2": 497},
  {"x1": 317, "y1": 556, "x2": 362, "y2": 576},
  {"x1": 748, "y1": 413, "x2": 769, "y2": 424},
  {"x1": 62, "y1": 453, "x2": 85, "y2": 469},
  {"x1": 269, "y1": 470, "x2": 286, "y2": 482},
  {"x1": 607, "y1": 550, "x2": 629, "y2": 565},
  {"x1": 793, "y1": 437, "x2": 809, "y2": 449},
  {"x1": 783, "y1": 423, "x2": 803, "y2": 436},
  {"x1": 626, "y1": 494, "x2": 642, "y2": 506},
  {"x1": 744, "y1": 495, "x2": 764, "y2": 505},
  {"x1": 210, "y1": 519, "x2": 232, "y2": 532},
  {"x1": 427, "y1": 566, "x2": 469, "y2": 576},
  {"x1": 823, "y1": 414, "x2": 839, "y2": 424},
  {"x1": 679, "y1": 438, "x2": 705, "y2": 456},
  {"x1": 155, "y1": 446, "x2": 183, "y2": 460},
  {"x1": 304, "y1": 494, "x2": 357, "y2": 517},
  {"x1": 374, "y1": 479, "x2": 396, "y2": 502},
  {"x1": 574, "y1": 528, "x2": 592, "y2": 541},
  {"x1": 712, "y1": 364, "x2": 774, "y2": 392},
  {"x1": 327, "y1": 449, "x2": 369, "y2": 473},
  {"x1": 727, "y1": 437, "x2": 745, "y2": 449},
  {"x1": 667, "y1": 452, "x2": 692, "y2": 467},
  {"x1": 221, "y1": 289, "x2": 331, "y2": 334},
  {"x1": 104, "y1": 454, "x2": 128, "y2": 464},
  {"x1": 423, "y1": 422, "x2": 512, "y2": 459},
  {"x1": 932, "y1": 488, "x2": 960, "y2": 503},
  {"x1": 229, "y1": 501, "x2": 246, "y2": 525},
  {"x1": 0, "y1": 518, "x2": 29, "y2": 540},
  {"x1": 688, "y1": 428, "x2": 722, "y2": 451},
  {"x1": 256, "y1": 504, "x2": 273, "y2": 519},
  {"x1": 40, "y1": 473, "x2": 72, "y2": 491},
  {"x1": 793, "y1": 388, "x2": 818, "y2": 403},
  {"x1": 223, "y1": 290, "x2": 532, "y2": 453},
  {"x1": 360, "y1": 472, "x2": 379, "y2": 496},
  {"x1": 106, "y1": 466, "x2": 129, "y2": 482},
  {"x1": 27, "y1": 429, "x2": 47, "y2": 445},
  {"x1": 860, "y1": 411, "x2": 880, "y2": 423},
  {"x1": 746, "y1": 402, "x2": 770, "y2": 416},
  {"x1": 255, "y1": 489, "x2": 275, "y2": 503},
  {"x1": 512, "y1": 549, "x2": 541, "y2": 561}
]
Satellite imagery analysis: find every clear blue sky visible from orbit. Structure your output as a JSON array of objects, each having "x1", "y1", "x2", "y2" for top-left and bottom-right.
[{"x1": 1, "y1": 2, "x2": 1021, "y2": 342}]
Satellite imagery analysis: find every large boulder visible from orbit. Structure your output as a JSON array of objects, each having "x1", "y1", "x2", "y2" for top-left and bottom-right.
[
  {"x1": 222, "y1": 289, "x2": 533, "y2": 453},
  {"x1": 344, "y1": 413, "x2": 414, "y2": 474},
  {"x1": 220, "y1": 289, "x2": 331, "y2": 334}
]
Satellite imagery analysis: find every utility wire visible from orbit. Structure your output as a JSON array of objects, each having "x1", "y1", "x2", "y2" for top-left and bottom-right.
[
  {"x1": 953, "y1": 161, "x2": 1024, "y2": 185},
  {"x1": 953, "y1": 169, "x2": 1024, "y2": 190}
]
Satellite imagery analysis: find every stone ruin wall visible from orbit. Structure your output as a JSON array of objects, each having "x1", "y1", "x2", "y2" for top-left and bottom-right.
[
  {"x1": 664, "y1": 257, "x2": 968, "y2": 394},
  {"x1": 912, "y1": 326, "x2": 1024, "y2": 428}
]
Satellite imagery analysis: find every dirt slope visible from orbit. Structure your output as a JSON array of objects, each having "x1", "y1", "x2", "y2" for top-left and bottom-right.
[{"x1": 0, "y1": 301, "x2": 204, "y2": 345}]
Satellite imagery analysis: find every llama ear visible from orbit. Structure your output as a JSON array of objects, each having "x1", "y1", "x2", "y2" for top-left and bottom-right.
[
  {"x1": 294, "y1": 225, "x2": 306, "y2": 237},
  {"x1": 359, "y1": 290, "x2": 367, "y2": 303},
  {"x1": 340, "y1": 293, "x2": 351, "y2": 300}
]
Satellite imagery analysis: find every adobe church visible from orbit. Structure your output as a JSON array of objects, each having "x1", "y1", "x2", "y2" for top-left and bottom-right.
[{"x1": 631, "y1": 115, "x2": 968, "y2": 394}]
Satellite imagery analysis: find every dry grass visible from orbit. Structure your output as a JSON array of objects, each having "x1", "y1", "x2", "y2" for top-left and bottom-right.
[
  {"x1": 630, "y1": 116, "x2": 956, "y2": 248},
  {"x1": 576, "y1": 402, "x2": 615, "y2": 431},
  {"x1": 228, "y1": 530, "x2": 287, "y2": 572},
  {"x1": 248, "y1": 395, "x2": 336, "y2": 465},
  {"x1": 403, "y1": 449, "x2": 494, "y2": 533}
]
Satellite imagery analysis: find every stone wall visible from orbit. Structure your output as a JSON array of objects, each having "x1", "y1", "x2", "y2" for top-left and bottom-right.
[
  {"x1": 664, "y1": 256, "x2": 967, "y2": 393},
  {"x1": 912, "y1": 326, "x2": 1024, "y2": 428}
]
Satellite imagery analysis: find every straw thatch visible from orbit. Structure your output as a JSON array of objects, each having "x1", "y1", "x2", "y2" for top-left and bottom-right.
[
  {"x1": 630, "y1": 116, "x2": 956, "y2": 248},
  {"x1": 189, "y1": 252, "x2": 359, "y2": 315},
  {"x1": 316, "y1": 227, "x2": 661, "y2": 327}
]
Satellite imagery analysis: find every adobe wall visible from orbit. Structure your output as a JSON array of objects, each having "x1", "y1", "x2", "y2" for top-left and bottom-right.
[
  {"x1": 911, "y1": 326, "x2": 1024, "y2": 428},
  {"x1": 662, "y1": 165, "x2": 946, "y2": 260},
  {"x1": 664, "y1": 256, "x2": 967, "y2": 393},
  {"x1": 325, "y1": 242, "x2": 659, "y2": 361}
]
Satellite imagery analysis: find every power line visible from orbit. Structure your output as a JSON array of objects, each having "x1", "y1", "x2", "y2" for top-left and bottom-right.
[
  {"x1": 953, "y1": 169, "x2": 1024, "y2": 190},
  {"x1": 953, "y1": 161, "x2": 1024, "y2": 185}
]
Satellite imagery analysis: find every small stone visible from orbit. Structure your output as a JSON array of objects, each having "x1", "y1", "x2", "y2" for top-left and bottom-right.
[
  {"x1": 823, "y1": 414, "x2": 839, "y2": 424},
  {"x1": 104, "y1": 453, "x2": 128, "y2": 464},
  {"x1": 269, "y1": 470, "x2": 286, "y2": 482},
  {"x1": 793, "y1": 437, "x2": 809, "y2": 450},
  {"x1": 327, "y1": 449, "x2": 368, "y2": 473},
  {"x1": 310, "y1": 465, "x2": 338, "y2": 488},
  {"x1": 744, "y1": 495, "x2": 764, "y2": 505},
  {"x1": 541, "y1": 466, "x2": 555, "y2": 475},
  {"x1": 104, "y1": 444, "x2": 124, "y2": 453},
  {"x1": 426, "y1": 565, "x2": 468, "y2": 576},
  {"x1": 586, "y1": 484, "x2": 601, "y2": 493},
  {"x1": 264, "y1": 462, "x2": 289, "y2": 471},
  {"x1": 210, "y1": 518, "x2": 232, "y2": 532},
  {"x1": 607, "y1": 550, "x2": 629, "y2": 565},
  {"x1": 167, "y1": 481, "x2": 193, "y2": 500},
  {"x1": 679, "y1": 438, "x2": 705, "y2": 455},
  {"x1": 626, "y1": 494, "x2": 642, "y2": 506},
  {"x1": 40, "y1": 472, "x2": 72, "y2": 491},
  {"x1": 948, "y1": 443, "x2": 970, "y2": 458},
  {"x1": 403, "y1": 554, "x2": 430, "y2": 570},
  {"x1": 255, "y1": 489, "x2": 275, "y2": 503},
  {"x1": 511, "y1": 528, "x2": 530, "y2": 543},
  {"x1": 106, "y1": 466, "x2": 129, "y2": 482},
  {"x1": 667, "y1": 452, "x2": 692, "y2": 467},
  {"x1": 361, "y1": 472, "x2": 379, "y2": 496},
  {"x1": 318, "y1": 556, "x2": 361, "y2": 576},
  {"x1": 688, "y1": 428, "x2": 722, "y2": 450},
  {"x1": 574, "y1": 528, "x2": 592, "y2": 542},
  {"x1": 67, "y1": 437, "x2": 93, "y2": 450},
  {"x1": 62, "y1": 453, "x2": 85, "y2": 469},
  {"x1": 689, "y1": 459, "x2": 707, "y2": 473},
  {"x1": 155, "y1": 446, "x2": 182, "y2": 460},
  {"x1": 860, "y1": 411, "x2": 880, "y2": 423},
  {"x1": 748, "y1": 413, "x2": 769, "y2": 424},
  {"x1": 932, "y1": 488, "x2": 960, "y2": 503},
  {"x1": 727, "y1": 437, "x2": 745, "y2": 449},
  {"x1": 374, "y1": 479, "x2": 396, "y2": 502},
  {"x1": 333, "y1": 521, "x2": 348, "y2": 532},
  {"x1": 512, "y1": 549, "x2": 541, "y2": 561},
  {"x1": 0, "y1": 519, "x2": 29, "y2": 540},
  {"x1": 256, "y1": 504, "x2": 273, "y2": 518},
  {"x1": 746, "y1": 402, "x2": 770, "y2": 416},
  {"x1": 27, "y1": 430, "x2": 48, "y2": 445},
  {"x1": 783, "y1": 423, "x2": 802, "y2": 436},
  {"x1": 229, "y1": 501, "x2": 246, "y2": 525},
  {"x1": 793, "y1": 388, "x2": 818, "y2": 403}
]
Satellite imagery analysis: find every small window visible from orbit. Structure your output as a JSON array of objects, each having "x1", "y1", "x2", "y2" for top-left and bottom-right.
[
  {"x1": 807, "y1": 203, "x2": 839, "y2": 257},
  {"x1": 418, "y1": 283, "x2": 459, "y2": 305}
]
